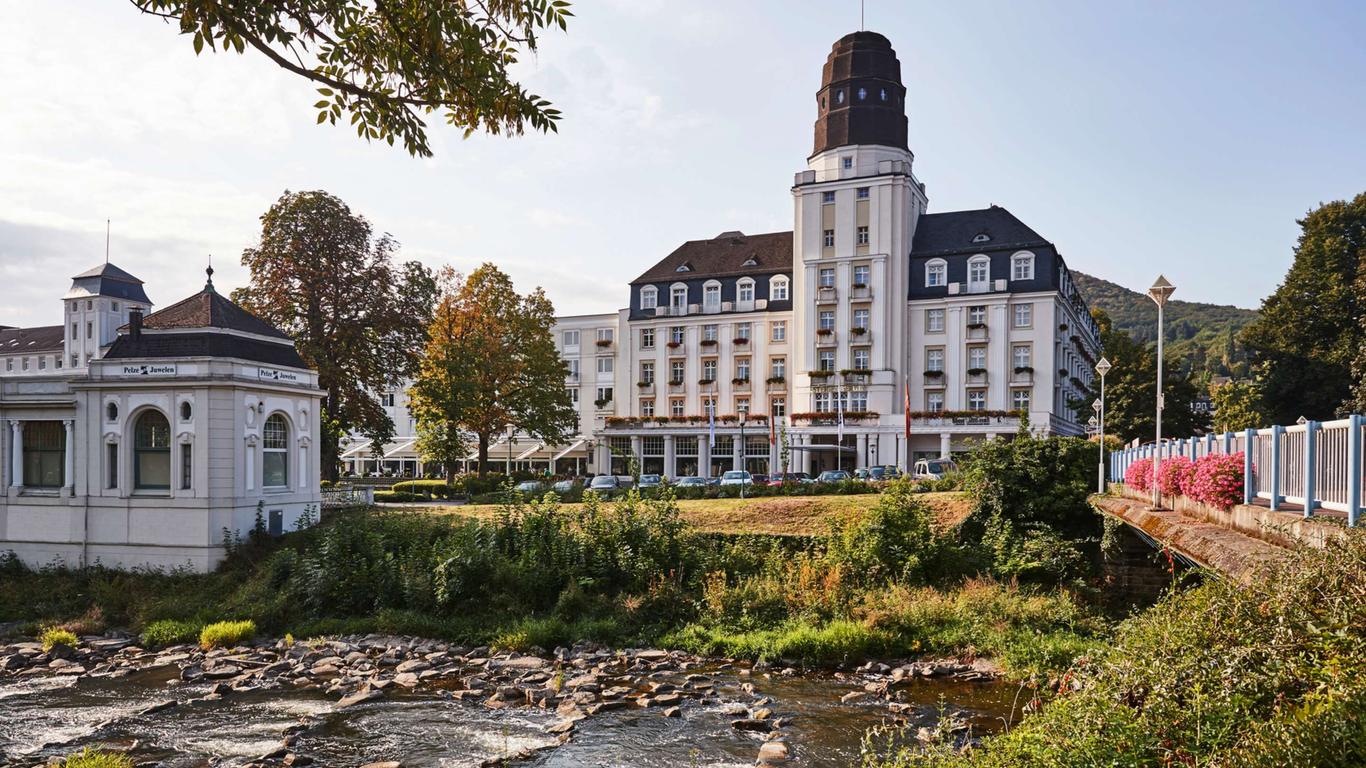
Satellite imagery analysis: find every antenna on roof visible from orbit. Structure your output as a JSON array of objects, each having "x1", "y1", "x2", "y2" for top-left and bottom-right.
[
  {"x1": 105, "y1": 219, "x2": 110, "y2": 263},
  {"x1": 205, "y1": 255, "x2": 215, "y2": 294},
  {"x1": 861, "y1": 0, "x2": 865, "y2": 30}
]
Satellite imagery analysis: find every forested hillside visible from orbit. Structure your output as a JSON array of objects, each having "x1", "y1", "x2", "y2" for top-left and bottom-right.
[{"x1": 1074, "y1": 272, "x2": 1259, "y2": 378}]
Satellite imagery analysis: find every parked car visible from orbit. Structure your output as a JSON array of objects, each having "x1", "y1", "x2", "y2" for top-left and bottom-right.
[
  {"x1": 706, "y1": 477, "x2": 722, "y2": 487},
  {"x1": 552, "y1": 479, "x2": 576, "y2": 494},
  {"x1": 856, "y1": 466, "x2": 902, "y2": 482},
  {"x1": 768, "y1": 472, "x2": 813, "y2": 486},
  {"x1": 514, "y1": 480, "x2": 545, "y2": 495},
  {"x1": 589, "y1": 475, "x2": 621, "y2": 493},
  {"x1": 637, "y1": 474, "x2": 662, "y2": 489},
  {"x1": 675, "y1": 476, "x2": 708, "y2": 488},
  {"x1": 749, "y1": 473, "x2": 770, "y2": 485},
  {"x1": 720, "y1": 470, "x2": 753, "y2": 486},
  {"x1": 816, "y1": 470, "x2": 852, "y2": 483},
  {"x1": 913, "y1": 459, "x2": 958, "y2": 481}
]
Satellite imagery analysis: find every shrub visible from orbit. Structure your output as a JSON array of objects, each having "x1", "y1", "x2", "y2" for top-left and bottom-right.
[
  {"x1": 1124, "y1": 457, "x2": 1153, "y2": 492},
  {"x1": 141, "y1": 618, "x2": 203, "y2": 648},
  {"x1": 1187, "y1": 452, "x2": 1246, "y2": 510},
  {"x1": 199, "y1": 619, "x2": 256, "y2": 649},
  {"x1": 374, "y1": 491, "x2": 424, "y2": 503},
  {"x1": 62, "y1": 749, "x2": 133, "y2": 768},
  {"x1": 40, "y1": 626, "x2": 78, "y2": 652},
  {"x1": 825, "y1": 479, "x2": 940, "y2": 587},
  {"x1": 1154, "y1": 455, "x2": 1195, "y2": 497}
]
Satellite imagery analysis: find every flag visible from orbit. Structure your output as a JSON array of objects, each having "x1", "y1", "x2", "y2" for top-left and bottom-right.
[
  {"x1": 903, "y1": 378, "x2": 912, "y2": 442},
  {"x1": 768, "y1": 410, "x2": 776, "y2": 446},
  {"x1": 708, "y1": 400, "x2": 716, "y2": 449},
  {"x1": 836, "y1": 389, "x2": 845, "y2": 442}
]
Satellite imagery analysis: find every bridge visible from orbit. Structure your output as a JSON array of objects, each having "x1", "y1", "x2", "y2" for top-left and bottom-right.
[{"x1": 1093, "y1": 415, "x2": 1364, "y2": 582}]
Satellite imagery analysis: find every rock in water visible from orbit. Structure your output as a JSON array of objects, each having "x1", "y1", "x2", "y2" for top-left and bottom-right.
[
  {"x1": 757, "y1": 741, "x2": 790, "y2": 764},
  {"x1": 335, "y1": 686, "x2": 384, "y2": 710}
]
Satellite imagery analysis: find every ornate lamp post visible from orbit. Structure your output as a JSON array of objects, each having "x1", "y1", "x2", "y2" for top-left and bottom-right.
[
  {"x1": 1147, "y1": 276, "x2": 1176, "y2": 509},
  {"x1": 738, "y1": 406, "x2": 748, "y2": 499},
  {"x1": 1095, "y1": 356, "x2": 1112, "y2": 493}
]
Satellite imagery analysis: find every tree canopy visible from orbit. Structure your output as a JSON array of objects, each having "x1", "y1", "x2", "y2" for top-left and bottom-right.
[
  {"x1": 407, "y1": 263, "x2": 577, "y2": 477},
  {"x1": 232, "y1": 190, "x2": 438, "y2": 480},
  {"x1": 1241, "y1": 192, "x2": 1366, "y2": 422},
  {"x1": 131, "y1": 0, "x2": 572, "y2": 157}
]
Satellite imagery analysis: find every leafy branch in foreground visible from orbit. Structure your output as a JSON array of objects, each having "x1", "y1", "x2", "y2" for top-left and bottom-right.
[{"x1": 130, "y1": 0, "x2": 572, "y2": 157}]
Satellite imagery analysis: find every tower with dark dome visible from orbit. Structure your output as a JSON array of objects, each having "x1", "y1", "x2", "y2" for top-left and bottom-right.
[{"x1": 812, "y1": 31, "x2": 908, "y2": 157}]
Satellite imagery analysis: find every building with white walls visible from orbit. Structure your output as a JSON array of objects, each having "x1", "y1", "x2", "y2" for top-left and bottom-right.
[{"x1": 0, "y1": 265, "x2": 323, "y2": 571}]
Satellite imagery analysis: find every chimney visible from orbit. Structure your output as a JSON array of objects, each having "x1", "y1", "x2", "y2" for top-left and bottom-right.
[{"x1": 129, "y1": 309, "x2": 143, "y2": 340}]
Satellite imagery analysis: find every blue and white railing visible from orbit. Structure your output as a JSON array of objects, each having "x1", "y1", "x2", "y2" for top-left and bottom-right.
[{"x1": 1110, "y1": 415, "x2": 1365, "y2": 527}]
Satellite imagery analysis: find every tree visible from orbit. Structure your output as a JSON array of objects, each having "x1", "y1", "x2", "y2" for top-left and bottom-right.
[
  {"x1": 408, "y1": 264, "x2": 577, "y2": 478},
  {"x1": 131, "y1": 0, "x2": 571, "y2": 157},
  {"x1": 1209, "y1": 379, "x2": 1267, "y2": 433},
  {"x1": 1242, "y1": 193, "x2": 1366, "y2": 422},
  {"x1": 1074, "y1": 309, "x2": 1209, "y2": 444},
  {"x1": 233, "y1": 190, "x2": 438, "y2": 481}
]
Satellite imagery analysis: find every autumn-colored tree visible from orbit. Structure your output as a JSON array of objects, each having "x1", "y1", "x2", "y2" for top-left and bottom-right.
[
  {"x1": 408, "y1": 264, "x2": 577, "y2": 477},
  {"x1": 232, "y1": 190, "x2": 437, "y2": 480},
  {"x1": 131, "y1": 0, "x2": 571, "y2": 157}
]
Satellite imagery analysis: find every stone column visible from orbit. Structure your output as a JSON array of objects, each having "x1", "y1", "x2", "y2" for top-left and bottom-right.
[
  {"x1": 245, "y1": 437, "x2": 256, "y2": 491},
  {"x1": 798, "y1": 434, "x2": 812, "y2": 475},
  {"x1": 9, "y1": 421, "x2": 23, "y2": 490},
  {"x1": 662, "y1": 434, "x2": 676, "y2": 479},
  {"x1": 856, "y1": 432, "x2": 869, "y2": 469},
  {"x1": 939, "y1": 432, "x2": 952, "y2": 459},
  {"x1": 732, "y1": 432, "x2": 743, "y2": 472},
  {"x1": 698, "y1": 437, "x2": 711, "y2": 479},
  {"x1": 630, "y1": 435, "x2": 643, "y2": 473},
  {"x1": 63, "y1": 420, "x2": 75, "y2": 491}
]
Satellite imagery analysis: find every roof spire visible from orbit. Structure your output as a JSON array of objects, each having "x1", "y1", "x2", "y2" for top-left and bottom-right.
[
  {"x1": 205, "y1": 256, "x2": 215, "y2": 294},
  {"x1": 105, "y1": 219, "x2": 110, "y2": 264}
]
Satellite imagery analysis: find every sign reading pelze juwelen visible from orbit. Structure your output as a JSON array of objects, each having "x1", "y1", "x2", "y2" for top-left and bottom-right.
[
  {"x1": 119, "y1": 364, "x2": 178, "y2": 376},
  {"x1": 257, "y1": 367, "x2": 302, "y2": 383}
]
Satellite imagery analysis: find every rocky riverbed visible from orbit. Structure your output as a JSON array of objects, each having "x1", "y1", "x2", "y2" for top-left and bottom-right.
[{"x1": 2, "y1": 634, "x2": 1015, "y2": 767}]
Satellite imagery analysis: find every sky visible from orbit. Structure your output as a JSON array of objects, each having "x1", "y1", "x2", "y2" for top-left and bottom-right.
[{"x1": 1, "y1": 0, "x2": 1364, "y2": 328}]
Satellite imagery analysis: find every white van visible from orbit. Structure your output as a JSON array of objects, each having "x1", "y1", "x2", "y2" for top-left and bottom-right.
[{"x1": 913, "y1": 458, "x2": 958, "y2": 481}]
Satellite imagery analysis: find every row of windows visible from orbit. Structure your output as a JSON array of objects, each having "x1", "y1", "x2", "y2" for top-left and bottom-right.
[
  {"x1": 814, "y1": 347, "x2": 873, "y2": 371},
  {"x1": 820, "y1": 186, "x2": 872, "y2": 204},
  {"x1": 3, "y1": 355, "x2": 66, "y2": 372},
  {"x1": 820, "y1": 86, "x2": 894, "y2": 110},
  {"x1": 636, "y1": 396, "x2": 788, "y2": 419},
  {"x1": 922, "y1": 344, "x2": 1034, "y2": 372},
  {"x1": 918, "y1": 390, "x2": 1033, "y2": 412},
  {"x1": 821, "y1": 225, "x2": 871, "y2": 248},
  {"x1": 816, "y1": 263, "x2": 873, "y2": 287},
  {"x1": 924, "y1": 253, "x2": 1035, "y2": 288},
  {"x1": 639, "y1": 276, "x2": 790, "y2": 311},
  {"x1": 923, "y1": 303, "x2": 1033, "y2": 331},
  {"x1": 638, "y1": 356, "x2": 788, "y2": 384},
  {"x1": 561, "y1": 328, "x2": 615, "y2": 347}
]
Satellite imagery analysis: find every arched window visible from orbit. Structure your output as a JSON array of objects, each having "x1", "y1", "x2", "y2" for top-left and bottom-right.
[
  {"x1": 639, "y1": 286, "x2": 658, "y2": 310},
  {"x1": 857, "y1": 87, "x2": 867, "y2": 100},
  {"x1": 702, "y1": 281, "x2": 721, "y2": 311},
  {"x1": 669, "y1": 283, "x2": 687, "y2": 313},
  {"x1": 1011, "y1": 251, "x2": 1035, "y2": 281},
  {"x1": 134, "y1": 410, "x2": 171, "y2": 489},
  {"x1": 736, "y1": 278, "x2": 755, "y2": 304},
  {"x1": 968, "y1": 256, "x2": 990, "y2": 291},
  {"x1": 180, "y1": 401, "x2": 193, "y2": 421},
  {"x1": 925, "y1": 259, "x2": 947, "y2": 288},
  {"x1": 263, "y1": 414, "x2": 289, "y2": 489},
  {"x1": 106, "y1": 402, "x2": 118, "y2": 422},
  {"x1": 769, "y1": 276, "x2": 789, "y2": 302}
]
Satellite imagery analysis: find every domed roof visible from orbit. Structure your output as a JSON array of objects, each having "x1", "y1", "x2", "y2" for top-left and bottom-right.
[{"x1": 812, "y1": 31, "x2": 908, "y2": 156}]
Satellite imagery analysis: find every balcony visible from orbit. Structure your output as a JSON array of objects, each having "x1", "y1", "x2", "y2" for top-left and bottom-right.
[
  {"x1": 850, "y1": 283, "x2": 872, "y2": 300},
  {"x1": 966, "y1": 369, "x2": 989, "y2": 386},
  {"x1": 815, "y1": 329, "x2": 837, "y2": 346},
  {"x1": 923, "y1": 370, "x2": 946, "y2": 388},
  {"x1": 815, "y1": 286, "x2": 838, "y2": 304},
  {"x1": 848, "y1": 327, "x2": 870, "y2": 344},
  {"x1": 731, "y1": 377, "x2": 751, "y2": 392},
  {"x1": 966, "y1": 323, "x2": 989, "y2": 342},
  {"x1": 1011, "y1": 367, "x2": 1035, "y2": 385},
  {"x1": 766, "y1": 377, "x2": 787, "y2": 393},
  {"x1": 565, "y1": 371, "x2": 581, "y2": 383},
  {"x1": 808, "y1": 370, "x2": 836, "y2": 386},
  {"x1": 667, "y1": 342, "x2": 685, "y2": 356},
  {"x1": 636, "y1": 382, "x2": 655, "y2": 395},
  {"x1": 842, "y1": 369, "x2": 871, "y2": 385},
  {"x1": 595, "y1": 338, "x2": 615, "y2": 351},
  {"x1": 668, "y1": 380, "x2": 687, "y2": 394},
  {"x1": 667, "y1": 304, "x2": 689, "y2": 317}
]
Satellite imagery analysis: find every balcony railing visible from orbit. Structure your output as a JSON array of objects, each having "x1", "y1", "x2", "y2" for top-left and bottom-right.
[
  {"x1": 766, "y1": 377, "x2": 787, "y2": 393},
  {"x1": 731, "y1": 378, "x2": 751, "y2": 392},
  {"x1": 815, "y1": 286, "x2": 838, "y2": 303},
  {"x1": 815, "y1": 330, "x2": 836, "y2": 346},
  {"x1": 848, "y1": 327, "x2": 870, "y2": 344},
  {"x1": 1011, "y1": 367, "x2": 1034, "y2": 385},
  {"x1": 668, "y1": 380, "x2": 687, "y2": 394},
  {"x1": 923, "y1": 370, "x2": 946, "y2": 387},
  {"x1": 966, "y1": 370, "x2": 989, "y2": 386},
  {"x1": 966, "y1": 323, "x2": 989, "y2": 342},
  {"x1": 850, "y1": 284, "x2": 872, "y2": 300},
  {"x1": 636, "y1": 382, "x2": 655, "y2": 395}
]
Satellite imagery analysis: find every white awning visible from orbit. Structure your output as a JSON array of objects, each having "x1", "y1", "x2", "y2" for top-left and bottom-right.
[
  {"x1": 383, "y1": 439, "x2": 418, "y2": 459},
  {"x1": 340, "y1": 440, "x2": 373, "y2": 459},
  {"x1": 515, "y1": 442, "x2": 546, "y2": 461},
  {"x1": 552, "y1": 438, "x2": 588, "y2": 461}
]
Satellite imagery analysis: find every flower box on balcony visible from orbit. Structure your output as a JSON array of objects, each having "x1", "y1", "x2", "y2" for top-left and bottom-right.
[
  {"x1": 966, "y1": 367, "x2": 988, "y2": 376},
  {"x1": 850, "y1": 327, "x2": 868, "y2": 336},
  {"x1": 668, "y1": 379, "x2": 685, "y2": 387},
  {"x1": 731, "y1": 377, "x2": 751, "y2": 385},
  {"x1": 808, "y1": 370, "x2": 834, "y2": 379},
  {"x1": 637, "y1": 381, "x2": 653, "y2": 389},
  {"x1": 594, "y1": 399, "x2": 612, "y2": 409},
  {"x1": 765, "y1": 376, "x2": 786, "y2": 385},
  {"x1": 700, "y1": 339, "x2": 718, "y2": 348},
  {"x1": 666, "y1": 341, "x2": 682, "y2": 349},
  {"x1": 732, "y1": 337, "x2": 749, "y2": 345},
  {"x1": 966, "y1": 322, "x2": 987, "y2": 330},
  {"x1": 698, "y1": 378, "x2": 716, "y2": 386},
  {"x1": 595, "y1": 339, "x2": 613, "y2": 348},
  {"x1": 923, "y1": 370, "x2": 944, "y2": 379},
  {"x1": 852, "y1": 282, "x2": 868, "y2": 290},
  {"x1": 1013, "y1": 366, "x2": 1034, "y2": 375},
  {"x1": 815, "y1": 328, "x2": 833, "y2": 336}
]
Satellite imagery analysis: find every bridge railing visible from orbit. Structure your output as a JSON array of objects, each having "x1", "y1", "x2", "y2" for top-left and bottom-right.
[{"x1": 1109, "y1": 414, "x2": 1364, "y2": 527}]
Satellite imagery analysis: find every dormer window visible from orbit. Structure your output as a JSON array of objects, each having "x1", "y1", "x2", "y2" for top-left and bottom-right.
[
  {"x1": 879, "y1": 88, "x2": 888, "y2": 101},
  {"x1": 742, "y1": 256, "x2": 759, "y2": 267},
  {"x1": 857, "y1": 87, "x2": 867, "y2": 100},
  {"x1": 835, "y1": 90, "x2": 845, "y2": 104},
  {"x1": 640, "y1": 286, "x2": 658, "y2": 309},
  {"x1": 842, "y1": 156, "x2": 853, "y2": 169},
  {"x1": 972, "y1": 232, "x2": 991, "y2": 243},
  {"x1": 675, "y1": 263, "x2": 692, "y2": 273}
]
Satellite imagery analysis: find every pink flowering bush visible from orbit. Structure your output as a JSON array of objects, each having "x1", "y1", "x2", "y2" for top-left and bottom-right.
[
  {"x1": 1186, "y1": 452, "x2": 1247, "y2": 510},
  {"x1": 1156, "y1": 455, "x2": 1196, "y2": 497},
  {"x1": 1125, "y1": 457, "x2": 1153, "y2": 492}
]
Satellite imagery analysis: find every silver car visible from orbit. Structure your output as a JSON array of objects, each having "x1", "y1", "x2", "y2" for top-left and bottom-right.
[{"x1": 589, "y1": 475, "x2": 620, "y2": 492}]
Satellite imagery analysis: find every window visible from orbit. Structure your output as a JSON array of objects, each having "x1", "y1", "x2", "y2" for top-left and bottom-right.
[
  {"x1": 670, "y1": 398, "x2": 686, "y2": 417},
  {"x1": 823, "y1": 229, "x2": 835, "y2": 248},
  {"x1": 818, "y1": 350, "x2": 835, "y2": 371},
  {"x1": 86, "y1": 322, "x2": 92, "y2": 339},
  {"x1": 879, "y1": 88, "x2": 888, "y2": 101},
  {"x1": 703, "y1": 283, "x2": 721, "y2": 310},
  {"x1": 641, "y1": 327, "x2": 655, "y2": 349},
  {"x1": 735, "y1": 322, "x2": 752, "y2": 340},
  {"x1": 563, "y1": 330, "x2": 580, "y2": 347},
  {"x1": 814, "y1": 392, "x2": 830, "y2": 412},
  {"x1": 106, "y1": 442, "x2": 118, "y2": 489},
  {"x1": 6, "y1": 359, "x2": 12, "y2": 372},
  {"x1": 968, "y1": 347, "x2": 987, "y2": 370},
  {"x1": 640, "y1": 286, "x2": 658, "y2": 309},
  {"x1": 818, "y1": 310, "x2": 835, "y2": 330},
  {"x1": 1013, "y1": 303, "x2": 1032, "y2": 328},
  {"x1": 702, "y1": 359, "x2": 717, "y2": 381},
  {"x1": 671, "y1": 285, "x2": 687, "y2": 310},
  {"x1": 106, "y1": 402, "x2": 118, "y2": 421},
  {"x1": 736, "y1": 397, "x2": 750, "y2": 415},
  {"x1": 841, "y1": 156, "x2": 853, "y2": 169},
  {"x1": 849, "y1": 391, "x2": 868, "y2": 411},
  {"x1": 926, "y1": 348, "x2": 944, "y2": 372},
  {"x1": 925, "y1": 260, "x2": 947, "y2": 287},
  {"x1": 927, "y1": 392, "x2": 944, "y2": 412},
  {"x1": 597, "y1": 357, "x2": 613, "y2": 374},
  {"x1": 968, "y1": 257, "x2": 990, "y2": 287},
  {"x1": 70, "y1": 355, "x2": 78, "y2": 368},
  {"x1": 567, "y1": 388, "x2": 579, "y2": 405},
  {"x1": 856, "y1": 186, "x2": 869, "y2": 199},
  {"x1": 737, "y1": 279, "x2": 754, "y2": 303},
  {"x1": 852, "y1": 308, "x2": 870, "y2": 330},
  {"x1": 70, "y1": 322, "x2": 77, "y2": 339},
  {"x1": 180, "y1": 401, "x2": 193, "y2": 421},
  {"x1": 21, "y1": 358, "x2": 28, "y2": 371},
  {"x1": 37, "y1": 358, "x2": 45, "y2": 370},
  {"x1": 670, "y1": 326, "x2": 685, "y2": 344},
  {"x1": 853, "y1": 264, "x2": 870, "y2": 285},
  {"x1": 968, "y1": 305, "x2": 987, "y2": 325},
  {"x1": 1012, "y1": 390, "x2": 1031, "y2": 411},
  {"x1": 1013, "y1": 345, "x2": 1032, "y2": 369},
  {"x1": 70, "y1": 303, "x2": 76, "y2": 314},
  {"x1": 134, "y1": 410, "x2": 171, "y2": 490},
  {"x1": 822, "y1": 191, "x2": 835, "y2": 204},
  {"x1": 703, "y1": 324, "x2": 718, "y2": 342},
  {"x1": 856, "y1": 226, "x2": 869, "y2": 246},
  {"x1": 736, "y1": 358, "x2": 751, "y2": 380},
  {"x1": 54, "y1": 357, "x2": 62, "y2": 370},
  {"x1": 21, "y1": 421, "x2": 65, "y2": 488},
  {"x1": 566, "y1": 359, "x2": 580, "y2": 378},
  {"x1": 112, "y1": 301, "x2": 119, "y2": 311},
  {"x1": 381, "y1": 392, "x2": 396, "y2": 408},
  {"x1": 926, "y1": 309, "x2": 945, "y2": 333},
  {"x1": 770, "y1": 357, "x2": 786, "y2": 379},
  {"x1": 967, "y1": 390, "x2": 987, "y2": 411},
  {"x1": 180, "y1": 443, "x2": 192, "y2": 490},
  {"x1": 596, "y1": 328, "x2": 613, "y2": 343},
  {"x1": 641, "y1": 361, "x2": 655, "y2": 385},
  {"x1": 852, "y1": 348, "x2": 870, "y2": 370},
  {"x1": 703, "y1": 397, "x2": 717, "y2": 416},
  {"x1": 770, "y1": 397, "x2": 786, "y2": 418},
  {"x1": 670, "y1": 360, "x2": 685, "y2": 383},
  {"x1": 770, "y1": 320, "x2": 786, "y2": 342},
  {"x1": 86, "y1": 300, "x2": 92, "y2": 310},
  {"x1": 770, "y1": 276, "x2": 789, "y2": 301},
  {"x1": 262, "y1": 414, "x2": 289, "y2": 489},
  {"x1": 857, "y1": 87, "x2": 867, "y2": 100},
  {"x1": 641, "y1": 400, "x2": 655, "y2": 418},
  {"x1": 819, "y1": 268, "x2": 836, "y2": 288},
  {"x1": 836, "y1": 90, "x2": 845, "y2": 105},
  {"x1": 973, "y1": 232, "x2": 991, "y2": 243},
  {"x1": 1012, "y1": 253, "x2": 1035, "y2": 281},
  {"x1": 596, "y1": 387, "x2": 613, "y2": 405}
]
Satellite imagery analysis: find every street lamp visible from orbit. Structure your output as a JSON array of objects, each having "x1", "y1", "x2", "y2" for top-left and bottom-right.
[
  {"x1": 1147, "y1": 275, "x2": 1176, "y2": 509},
  {"x1": 738, "y1": 406, "x2": 749, "y2": 499},
  {"x1": 1095, "y1": 356, "x2": 1112, "y2": 493}
]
